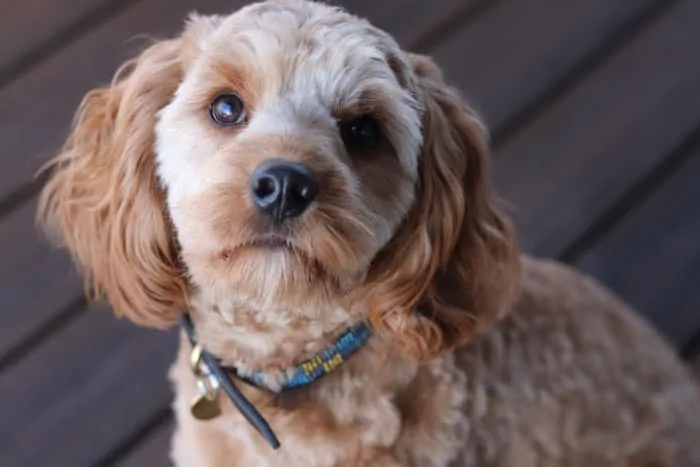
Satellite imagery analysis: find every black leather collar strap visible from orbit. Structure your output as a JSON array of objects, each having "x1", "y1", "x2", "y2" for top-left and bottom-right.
[{"x1": 181, "y1": 313, "x2": 281, "y2": 449}]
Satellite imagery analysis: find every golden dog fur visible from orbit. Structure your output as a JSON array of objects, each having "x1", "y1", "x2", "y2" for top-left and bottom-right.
[{"x1": 37, "y1": 1, "x2": 700, "y2": 465}]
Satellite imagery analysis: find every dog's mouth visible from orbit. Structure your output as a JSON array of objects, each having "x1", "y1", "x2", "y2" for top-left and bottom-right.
[
  {"x1": 249, "y1": 236, "x2": 293, "y2": 251},
  {"x1": 218, "y1": 236, "x2": 346, "y2": 293},
  {"x1": 219, "y1": 235, "x2": 295, "y2": 260}
]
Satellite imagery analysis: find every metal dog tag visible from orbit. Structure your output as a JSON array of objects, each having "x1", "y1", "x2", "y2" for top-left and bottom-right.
[
  {"x1": 189, "y1": 344, "x2": 222, "y2": 420},
  {"x1": 190, "y1": 374, "x2": 222, "y2": 420}
]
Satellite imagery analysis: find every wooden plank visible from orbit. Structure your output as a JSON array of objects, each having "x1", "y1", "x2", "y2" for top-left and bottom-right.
[
  {"x1": 0, "y1": 308, "x2": 177, "y2": 467},
  {"x1": 0, "y1": 200, "x2": 81, "y2": 360},
  {"x1": 430, "y1": 0, "x2": 661, "y2": 131},
  {"x1": 336, "y1": 0, "x2": 472, "y2": 48},
  {"x1": 492, "y1": 0, "x2": 700, "y2": 259},
  {"x1": 118, "y1": 420, "x2": 174, "y2": 467},
  {"x1": 575, "y1": 147, "x2": 700, "y2": 347},
  {"x1": 0, "y1": 0, "x2": 465, "y2": 206},
  {"x1": 0, "y1": 0, "x2": 121, "y2": 74}
]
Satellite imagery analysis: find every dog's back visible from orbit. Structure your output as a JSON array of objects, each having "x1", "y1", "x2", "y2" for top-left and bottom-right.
[{"x1": 451, "y1": 256, "x2": 700, "y2": 466}]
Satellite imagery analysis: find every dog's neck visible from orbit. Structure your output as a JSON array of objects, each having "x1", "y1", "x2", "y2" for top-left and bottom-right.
[
  {"x1": 178, "y1": 293, "x2": 469, "y2": 465},
  {"x1": 188, "y1": 292, "x2": 370, "y2": 389}
]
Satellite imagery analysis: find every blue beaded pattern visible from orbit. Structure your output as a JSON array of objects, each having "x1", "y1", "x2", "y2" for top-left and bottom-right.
[{"x1": 240, "y1": 322, "x2": 371, "y2": 392}]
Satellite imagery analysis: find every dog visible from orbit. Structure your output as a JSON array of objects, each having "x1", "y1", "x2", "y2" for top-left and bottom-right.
[{"x1": 37, "y1": 0, "x2": 700, "y2": 465}]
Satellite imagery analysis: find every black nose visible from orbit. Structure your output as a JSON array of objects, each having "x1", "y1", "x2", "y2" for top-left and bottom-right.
[{"x1": 250, "y1": 160, "x2": 318, "y2": 222}]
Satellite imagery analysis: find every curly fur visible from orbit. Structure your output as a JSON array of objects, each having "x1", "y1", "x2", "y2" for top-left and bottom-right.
[{"x1": 37, "y1": 1, "x2": 700, "y2": 465}]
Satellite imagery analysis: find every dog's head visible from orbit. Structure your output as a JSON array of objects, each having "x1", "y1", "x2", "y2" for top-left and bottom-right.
[{"x1": 38, "y1": 0, "x2": 520, "y2": 362}]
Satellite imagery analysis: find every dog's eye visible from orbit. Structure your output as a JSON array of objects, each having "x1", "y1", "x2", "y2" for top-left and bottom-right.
[
  {"x1": 210, "y1": 93, "x2": 247, "y2": 126},
  {"x1": 339, "y1": 116, "x2": 381, "y2": 150}
]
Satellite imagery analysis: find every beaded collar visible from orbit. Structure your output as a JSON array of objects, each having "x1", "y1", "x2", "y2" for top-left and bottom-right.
[
  {"x1": 181, "y1": 314, "x2": 371, "y2": 449},
  {"x1": 238, "y1": 322, "x2": 371, "y2": 390}
]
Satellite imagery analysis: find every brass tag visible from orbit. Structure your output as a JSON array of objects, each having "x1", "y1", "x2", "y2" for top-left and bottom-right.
[
  {"x1": 190, "y1": 377, "x2": 222, "y2": 420},
  {"x1": 188, "y1": 344, "x2": 222, "y2": 421},
  {"x1": 190, "y1": 391, "x2": 222, "y2": 420}
]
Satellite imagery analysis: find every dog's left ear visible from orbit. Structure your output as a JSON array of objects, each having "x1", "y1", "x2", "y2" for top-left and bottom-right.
[
  {"x1": 36, "y1": 37, "x2": 186, "y2": 328},
  {"x1": 36, "y1": 15, "x2": 221, "y2": 328},
  {"x1": 368, "y1": 54, "x2": 521, "y2": 361}
]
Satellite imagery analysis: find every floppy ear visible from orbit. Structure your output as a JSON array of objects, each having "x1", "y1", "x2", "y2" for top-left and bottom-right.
[
  {"x1": 367, "y1": 54, "x2": 521, "y2": 361},
  {"x1": 37, "y1": 37, "x2": 189, "y2": 328}
]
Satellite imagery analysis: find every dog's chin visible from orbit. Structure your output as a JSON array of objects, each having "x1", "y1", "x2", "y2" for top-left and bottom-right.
[{"x1": 215, "y1": 237, "x2": 348, "y2": 300}]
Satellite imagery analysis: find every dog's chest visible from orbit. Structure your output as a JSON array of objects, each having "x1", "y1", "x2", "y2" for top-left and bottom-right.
[
  {"x1": 221, "y1": 391, "x2": 404, "y2": 466},
  {"x1": 171, "y1": 344, "x2": 468, "y2": 466},
  {"x1": 224, "y1": 368, "x2": 467, "y2": 466}
]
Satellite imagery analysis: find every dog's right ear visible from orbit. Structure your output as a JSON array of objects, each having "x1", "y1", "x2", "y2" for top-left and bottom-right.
[
  {"x1": 37, "y1": 16, "x2": 221, "y2": 328},
  {"x1": 367, "y1": 54, "x2": 521, "y2": 361}
]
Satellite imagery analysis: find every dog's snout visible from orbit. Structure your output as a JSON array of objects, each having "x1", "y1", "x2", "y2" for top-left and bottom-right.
[{"x1": 251, "y1": 160, "x2": 318, "y2": 222}]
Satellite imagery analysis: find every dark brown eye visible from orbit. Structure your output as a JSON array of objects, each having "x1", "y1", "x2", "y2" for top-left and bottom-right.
[
  {"x1": 339, "y1": 116, "x2": 381, "y2": 150},
  {"x1": 210, "y1": 93, "x2": 247, "y2": 126}
]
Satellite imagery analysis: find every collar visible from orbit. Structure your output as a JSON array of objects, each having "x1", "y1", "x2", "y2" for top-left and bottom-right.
[
  {"x1": 236, "y1": 321, "x2": 371, "y2": 391},
  {"x1": 181, "y1": 313, "x2": 371, "y2": 450}
]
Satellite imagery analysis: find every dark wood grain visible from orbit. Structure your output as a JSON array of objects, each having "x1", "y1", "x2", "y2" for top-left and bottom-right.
[
  {"x1": 0, "y1": 200, "x2": 81, "y2": 361},
  {"x1": 118, "y1": 420, "x2": 174, "y2": 467},
  {"x1": 575, "y1": 147, "x2": 700, "y2": 346},
  {"x1": 492, "y1": 0, "x2": 700, "y2": 261},
  {"x1": 0, "y1": 307, "x2": 178, "y2": 467},
  {"x1": 430, "y1": 0, "x2": 661, "y2": 132},
  {"x1": 336, "y1": 0, "x2": 472, "y2": 48},
  {"x1": 0, "y1": 0, "x2": 122, "y2": 74}
]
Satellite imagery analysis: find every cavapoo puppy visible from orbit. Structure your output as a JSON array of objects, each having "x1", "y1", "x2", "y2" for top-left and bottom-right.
[{"x1": 38, "y1": 0, "x2": 700, "y2": 465}]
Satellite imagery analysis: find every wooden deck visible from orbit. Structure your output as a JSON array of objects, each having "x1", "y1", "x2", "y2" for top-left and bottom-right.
[{"x1": 1, "y1": 1, "x2": 698, "y2": 465}]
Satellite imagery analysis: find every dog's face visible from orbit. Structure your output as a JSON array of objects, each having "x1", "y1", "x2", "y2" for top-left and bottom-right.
[
  {"x1": 156, "y1": 2, "x2": 422, "y2": 316},
  {"x1": 39, "y1": 0, "x2": 520, "y2": 362}
]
